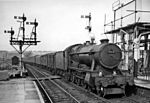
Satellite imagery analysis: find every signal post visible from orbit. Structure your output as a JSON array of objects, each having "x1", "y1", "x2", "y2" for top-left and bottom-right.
[{"x1": 4, "y1": 14, "x2": 40, "y2": 76}]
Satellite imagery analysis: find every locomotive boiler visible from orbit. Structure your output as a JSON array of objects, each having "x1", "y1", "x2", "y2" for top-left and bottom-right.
[
  {"x1": 70, "y1": 39, "x2": 121, "y2": 69},
  {"x1": 68, "y1": 39, "x2": 134, "y2": 96}
]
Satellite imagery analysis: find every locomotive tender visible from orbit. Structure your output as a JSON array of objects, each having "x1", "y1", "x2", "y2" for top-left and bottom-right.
[{"x1": 24, "y1": 39, "x2": 134, "y2": 97}]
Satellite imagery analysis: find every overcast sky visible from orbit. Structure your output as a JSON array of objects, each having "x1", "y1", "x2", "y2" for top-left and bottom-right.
[{"x1": 0, "y1": 0, "x2": 150, "y2": 51}]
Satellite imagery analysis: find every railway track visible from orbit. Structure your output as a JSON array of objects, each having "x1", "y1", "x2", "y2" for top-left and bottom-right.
[
  {"x1": 27, "y1": 64, "x2": 80, "y2": 103},
  {"x1": 26, "y1": 65, "x2": 53, "y2": 103},
  {"x1": 26, "y1": 65, "x2": 112, "y2": 103},
  {"x1": 41, "y1": 71, "x2": 111, "y2": 103},
  {"x1": 26, "y1": 64, "x2": 150, "y2": 103},
  {"x1": 54, "y1": 77, "x2": 150, "y2": 103}
]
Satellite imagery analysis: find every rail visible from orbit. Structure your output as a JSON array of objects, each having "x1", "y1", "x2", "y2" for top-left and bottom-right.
[
  {"x1": 27, "y1": 65, "x2": 54, "y2": 103},
  {"x1": 27, "y1": 64, "x2": 80, "y2": 103}
]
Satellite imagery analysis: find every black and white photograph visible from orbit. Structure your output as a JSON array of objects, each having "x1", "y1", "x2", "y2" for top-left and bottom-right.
[{"x1": 0, "y1": 0, "x2": 150, "y2": 103}]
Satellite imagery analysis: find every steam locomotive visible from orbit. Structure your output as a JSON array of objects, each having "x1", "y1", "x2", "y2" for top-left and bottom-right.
[{"x1": 23, "y1": 39, "x2": 134, "y2": 97}]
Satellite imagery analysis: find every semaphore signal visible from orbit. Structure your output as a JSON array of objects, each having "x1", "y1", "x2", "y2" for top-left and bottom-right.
[{"x1": 4, "y1": 14, "x2": 40, "y2": 76}]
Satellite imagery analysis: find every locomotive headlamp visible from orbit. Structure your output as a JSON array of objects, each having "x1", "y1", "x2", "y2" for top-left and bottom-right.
[
  {"x1": 113, "y1": 71, "x2": 117, "y2": 75},
  {"x1": 99, "y1": 71, "x2": 102, "y2": 76}
]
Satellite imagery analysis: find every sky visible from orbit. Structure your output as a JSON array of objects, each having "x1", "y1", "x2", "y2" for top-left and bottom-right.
[{"x1": 0, "y1": 0, "x2": 150, "y2": 51}]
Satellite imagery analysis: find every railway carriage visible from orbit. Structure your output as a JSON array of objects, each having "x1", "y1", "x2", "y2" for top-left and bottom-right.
[
  {"x1": 35, "y1": 55, "x2": 41, "y2": 67},
  {"x1": 40, "y1": 54, "x2": 48, "y2": 68},
  {"x1": 47, "y1": 53, "x2": 56, "y2": 74}
]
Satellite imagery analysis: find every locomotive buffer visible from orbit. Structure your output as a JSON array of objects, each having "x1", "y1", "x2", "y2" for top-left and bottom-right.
[{"x1": 4, "y1": 14, "x2": 40, "y2": 76}]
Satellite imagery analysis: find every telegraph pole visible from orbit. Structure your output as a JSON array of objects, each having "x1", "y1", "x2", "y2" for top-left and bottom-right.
[
  {"x1": 81, "y1": 13, "x2": 95, "y2": 44},
  {"x1": 4, "y1": 14, "x2": 40, "y2": 76}
]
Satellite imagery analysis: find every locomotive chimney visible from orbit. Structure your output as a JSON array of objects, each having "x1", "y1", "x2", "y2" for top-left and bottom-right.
[
  {"x1": 100, "y1": 39, "x2": 109, "y2": 44},
  {"x1": 85, "y1": 41, "x2": 90, "y2": 45}
]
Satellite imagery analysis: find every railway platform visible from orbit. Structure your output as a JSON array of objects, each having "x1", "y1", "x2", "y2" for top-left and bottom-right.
[
  {"x1": 0, "y1": 78, "x2": 44, "y2": 103},
  {"x1": 135, "y1": 76, "x2": 150, "y2": 89},
  {"x1": 134, "y1": 76, "x2": 150, "y2": 98}
]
